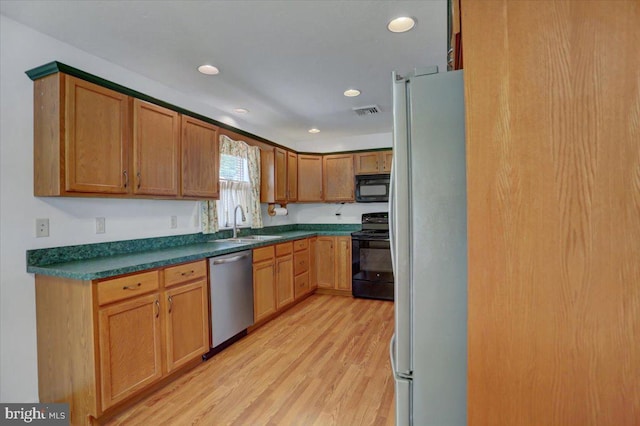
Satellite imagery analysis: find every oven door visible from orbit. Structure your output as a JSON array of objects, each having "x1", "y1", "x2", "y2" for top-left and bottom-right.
[{"x1": 352, "y1": 237, "x2": 394, "y2": 300}]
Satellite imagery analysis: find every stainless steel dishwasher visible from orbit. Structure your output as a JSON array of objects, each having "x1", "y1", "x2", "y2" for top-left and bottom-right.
[{"x1": 203, "y1": 250, "x2": 253, "y2": 360}]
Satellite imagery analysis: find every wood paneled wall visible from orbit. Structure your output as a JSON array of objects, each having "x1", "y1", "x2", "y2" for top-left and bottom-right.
[{"x1": 462, "y1": 1, "x2": 640, "y2": 425}]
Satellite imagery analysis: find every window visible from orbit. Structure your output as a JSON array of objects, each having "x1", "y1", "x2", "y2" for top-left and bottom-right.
[{"x1": 217, "y1": 154, "x2": 251, "y2": 229}]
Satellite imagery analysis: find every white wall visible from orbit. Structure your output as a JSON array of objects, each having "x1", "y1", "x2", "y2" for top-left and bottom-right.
[
  {"x1": 294, "y1": 132, "x2": 391, "y2": 153},
  {"x1": 0, "y1": 15, "x2": 390, "y2": 402}
]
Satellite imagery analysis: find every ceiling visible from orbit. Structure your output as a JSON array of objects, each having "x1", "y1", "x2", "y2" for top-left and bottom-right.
[{"x1": 0, "y1": 0, "x2": 448, "y2": 147}]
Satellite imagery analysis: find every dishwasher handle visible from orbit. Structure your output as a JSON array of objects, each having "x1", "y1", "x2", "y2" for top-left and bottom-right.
[{"x1": 212, "y1": 253, "x2": 250, "y2": 265}]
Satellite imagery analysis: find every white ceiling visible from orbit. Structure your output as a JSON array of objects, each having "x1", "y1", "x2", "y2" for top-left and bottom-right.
[{"x1": 0, "y1": 0, "x2": 448, "y2": 147}]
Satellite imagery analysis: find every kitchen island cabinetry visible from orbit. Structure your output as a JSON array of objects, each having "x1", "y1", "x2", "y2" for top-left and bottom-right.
[
  {"x1": 35, "y1": 260, "x2": 209, "y2": 425},
  {"x1": 323, "y1": 154, "x2": 355, "y2": 202},
  {"x1": 316, "y1": 236, "x2": 352, "y2": 295}
]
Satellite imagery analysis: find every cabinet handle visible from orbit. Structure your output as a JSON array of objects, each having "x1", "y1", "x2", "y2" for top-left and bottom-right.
[
  {"x1": 136, "y1": 172, "x2": 141, "y2": 189},
  {"x1": 123, "y1": 282, "x2": 142, "y2": 290},
  {"x1": 123, "y1": 170, "x2": 129, "y2": 188},
  {"x1": 168, "y1": 296, "x2": 173, "y2": 314},
  {"x1": 181, "y1": 270, "x2": 195, "y2": 277},
  {"x1": 376, "y1": 161, "x2": 379, "y2": 170},
  {"x1": 155, "y1": 299, "x2": 160, "y2": 318}
]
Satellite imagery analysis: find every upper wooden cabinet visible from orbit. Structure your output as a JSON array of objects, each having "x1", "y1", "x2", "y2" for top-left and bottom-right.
[
  {"x1": 264, "y1": 147, "x2": 297, "y2": 204},
  {"x1": 274, "y1": 148, "x2": 287, "y2": 203},
  {"x1": 34, "y1": 73, "x2": 131, "y2": 196},
  {"x1": 33, "y1": 72, "x2": 221, "y2": 200},
  {"x1": 133, "y1": 100, "x2": 179, "y2": 196},
  {"x1": 354, "y1": 150, "x2": 392, "y2": 175},
  {"x1": 297, "y1": 154, "x2": 323, "y2": 202},
  {"x1": 323, "y1": 154, "x2": 355, "y2": 202},
  {"x1": 181, "y1": 115, "x2": 219, "y2": 199},
  {"x1": 287, "y1": 151, "x2": 298, "y2": 202}
]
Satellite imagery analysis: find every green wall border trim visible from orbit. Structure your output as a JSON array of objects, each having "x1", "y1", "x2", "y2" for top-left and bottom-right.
[
  {"x1": 25, "y1": 61, "x2": 285, "y2": 150},
  {"x1": 297, "y1": 147, "x2": 392, "y2": 156}
]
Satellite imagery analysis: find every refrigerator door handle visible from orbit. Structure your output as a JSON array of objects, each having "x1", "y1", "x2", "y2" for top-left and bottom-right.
[{"x1": 390, "y1": 334, "x2": 412, "y2": 380}]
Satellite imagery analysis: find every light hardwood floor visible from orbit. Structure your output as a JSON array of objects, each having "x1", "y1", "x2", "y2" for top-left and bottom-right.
[{"x1": 104, "y1": 294, "x2": 395, "y2": 425}]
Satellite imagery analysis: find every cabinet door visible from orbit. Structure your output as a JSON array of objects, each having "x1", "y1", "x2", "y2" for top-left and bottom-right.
[
  {"x1": 354, "y1": 152, "x2": 381, "y2": 175},
  {"x1": 133, "y1": 100, "x2": 179, "y2": 196},
  {"x1": 382, "y1": 151, "x2": 393, "y2": 173},
  {"x1": 309, "y1": 237, "x2": 318, "y2": 290},
  {"x1": 181, "y1": 116, "x2": 219, "y2": 198},
  {"x1": 253, "y1": 260, "x2": 277, "y2": 322},
  {"x1": 275, "y1": 255, "x2": 294, "y2": 309},
  {"x1": 316, "y1": 237, "x2": 335, "y2": 289},
  {"x1": 287, "y1": 151, "x2": 298, "y2": 201},
  {"x1": 164, "y1": 279, "x2": 209, "y2": 373},
  {"x1": 335, "y1": 237, "x2": 352, "y2": 291},
  {"x1": 294, "y1": 272, "x2": 310, "y2": 299},
  {"x1": 98, "y1": 292, "x2": 162, "y2": 410},
  {"x1": 323, "y1": 154, "x2": 355, "y2": 202},
  {"x1": 65, "y1": 75, "x2": 130, "y2": 194},
  {"x1": 274, "y1": 148, "x2": 287, "y2": 203},
  {"x1": 297, "y1": 155, "x2": 323, "y2": 202}
]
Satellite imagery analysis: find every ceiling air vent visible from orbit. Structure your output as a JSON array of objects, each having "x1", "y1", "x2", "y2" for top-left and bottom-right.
[{"x1": 353, "y1": 105, "x2": 381, "y2": 116}]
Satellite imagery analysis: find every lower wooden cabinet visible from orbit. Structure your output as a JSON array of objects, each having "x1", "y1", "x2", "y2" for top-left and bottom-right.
[
  {"x1": 316, "y1": 236, "x2": 352, "y2": 293},
  {"x1": 164, "y1": 279, "x2": 209, "y2": 373},
  {"x1": 98, "y1": 292, "x2": 163, "y2": 409},
  {"x1": 35, "y1": 260, "x2": 209, "y2": 424},
  {"x1": 275, "y1": 253, "x2": 294, "y2": 309},
  {"x1": 252, "y1": 249, "x2": 277, "y2": 323}
]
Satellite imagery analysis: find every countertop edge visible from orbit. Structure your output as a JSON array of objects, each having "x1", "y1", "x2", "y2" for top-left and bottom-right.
[{"x1": 29, "y1": 231, "x2": 354, "y2": 281}]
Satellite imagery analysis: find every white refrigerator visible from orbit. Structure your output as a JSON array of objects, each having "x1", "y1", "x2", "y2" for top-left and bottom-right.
[{"x1": 390, "y1": 67, "x2": 467, "y2": 425}]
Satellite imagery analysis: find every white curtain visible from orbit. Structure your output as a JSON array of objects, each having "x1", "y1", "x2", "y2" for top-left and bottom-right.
[{"x1": 200, "y1": 135, "x2": 262, "y2": 233}]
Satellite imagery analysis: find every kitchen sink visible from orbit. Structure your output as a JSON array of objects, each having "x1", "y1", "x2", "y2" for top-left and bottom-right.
[{"x1": 209, "y1": 235, "x2": 283, "y2": 244}]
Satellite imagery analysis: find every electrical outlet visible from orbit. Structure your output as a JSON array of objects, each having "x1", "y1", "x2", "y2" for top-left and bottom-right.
[
  {"x1": 170, "y1": 215, "x2": 178, "y2": 229},
  {"x1": 36, "y1": 218, "x2": 49, "y2": 238},
  {"x1": 96, "y1": 217, "x2": 106, "y2": 234}
]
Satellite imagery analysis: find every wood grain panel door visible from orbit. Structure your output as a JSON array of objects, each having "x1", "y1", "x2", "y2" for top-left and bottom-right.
[
  {"x1": 287, "y1": 151, "x2": 298, "y2": 202},
  {"x1": 316, "y1": 237, "x2": 335, "y2": 289},
  {"x1": 64, "y1": 75, "x2": 130, "y2": 194},
  {"x1": 275, "y1": 255, "x2": 294, "y2": 309},
  {"x1": 335, "y1": 237, "x2": 352, "y2": 291},
  {"x1": 382, "y1": 151, "x2": 393, "y2": 173},
  {"x1": 462, "y1": 1, "x2": 640, "y2": 424},
  {"x1": 98, "y1": 292, "x2": 162, "y2": 410},
  {"x1": 323, "y1": 154, "x2": 355, "y2": 201},
  {"x1": 181, "y1": 116, "x2": 219, "y2": 199},
  {"x1": 309, "y1": 237, "x2": 318, "y2": 290},
  {"x1": 274, "y1": 147, "x2": 287, "y2": 203},
  {"x1": 354, "y1": 152, "x2": 380, "y2": 175},
  {"x1": 164, "y1": 280, "x2": 209, "y2": 373},
  {"x1": 253, "y1": 260, "x2": 276, "y2": 322},
  {"x1": 133, "y1": 99, "x2": 179, "y2": 196},
  {"x1": 297, "y1": 154, "x2": 323, "y2": 201}
]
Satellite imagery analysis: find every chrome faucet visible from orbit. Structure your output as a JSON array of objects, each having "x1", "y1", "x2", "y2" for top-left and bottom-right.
[{"x1": 233, "y1": 204, "x2": 246, "y2": 238}]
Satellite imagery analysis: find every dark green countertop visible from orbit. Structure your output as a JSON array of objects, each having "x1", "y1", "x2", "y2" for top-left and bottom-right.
[{"x1": 27, "y1": 226, "x2": 358, "y2": 281}]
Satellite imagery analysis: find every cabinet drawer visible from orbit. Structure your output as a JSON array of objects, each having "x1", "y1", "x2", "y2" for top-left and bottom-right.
[
  {"x1": 294, "y1": 250, "x2": 309, "y2": 275},
  {"x1": 254, "y1": 246, "x2": 275, "y2": 263},
  {"x1": 294, "y1": 272, "x2": 309, "y2": 299},
  {"x1": 293, "y1": 238, "x2": 309, "y2": 251},
  {"x1": 164, "y1": 260, "x2": 207, "y2": 288},
  {"x1": 98, "y1": 271, "x2": 160, "y2": 305},
  {"x1": 275, "y1": 242, "x2": 293, "y2": 257}
]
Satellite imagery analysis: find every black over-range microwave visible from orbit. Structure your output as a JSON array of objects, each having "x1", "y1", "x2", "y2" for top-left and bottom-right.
[{"x1": 355, "y1": 174, "x2": 390, "y2": 203}]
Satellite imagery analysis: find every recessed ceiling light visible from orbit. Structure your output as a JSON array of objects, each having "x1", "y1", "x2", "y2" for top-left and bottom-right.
[
  {"x1": 387, "y1": 17, "x2": 416, "y2": 33},
  {"x1": 198, "y1": 64, "x2": 220, "y2": 75},
  {"x1": 308, "y1": 128, "x2": 320, "y2": 134},
  {"x1": 344, "y1": 89, "x2": 361, "y2": 97},
  {"x1": 233, "y1": 108, "x2": 249, "y2": 114}
]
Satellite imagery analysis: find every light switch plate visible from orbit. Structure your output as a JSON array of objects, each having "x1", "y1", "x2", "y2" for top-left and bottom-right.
[{"x1": 96, "y1": 217, "x2": 106, "y2": 234}]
